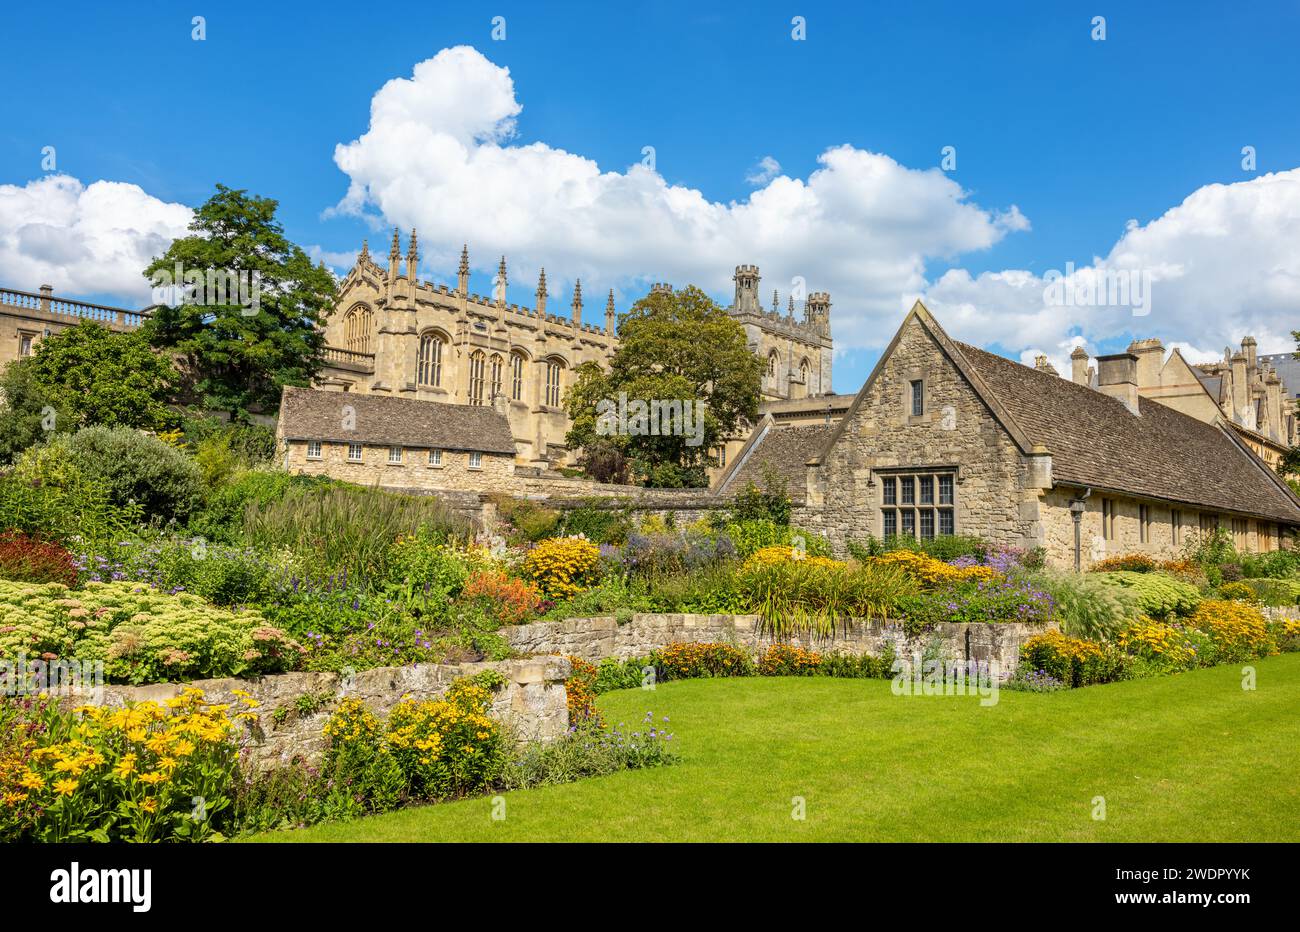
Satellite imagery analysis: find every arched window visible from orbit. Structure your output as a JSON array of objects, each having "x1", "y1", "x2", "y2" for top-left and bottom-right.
[
  {"x1": 344, "y1": 305, "x2": 373, "y2": 353},
  {"x1": 417, "y1": 332, "x2": 446, "y2": 387},
  {"x1": 545, "y1": 358, "x2": 564, "y2": 407},
  {"x1": 489, "y1": 354, "x2": 503, "y2": 400},
  {"x1": 510, "y1": 352, "x2": 526, "y2": 401},
  {"x1": 468, "y1": 351, "x2": 486, "y2": 405}
]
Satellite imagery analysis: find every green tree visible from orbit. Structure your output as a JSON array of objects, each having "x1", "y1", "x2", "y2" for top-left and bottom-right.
[
  {"x1": 142, "y1": 184, "x2": 336, "y2": 422},
  {"x1": 22, "y1": 320, "x2": 177, "y2": 431},
  {"x1": 565, "y1": 285, "x2": 762, "y2": 487},
  {"x1": 0, "y1": 360, "x2": 68, "y2": 465}
]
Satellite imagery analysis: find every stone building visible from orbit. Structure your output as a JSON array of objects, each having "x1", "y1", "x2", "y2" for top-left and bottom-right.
[
  {"x1": 316, "y1": 231, "x2": 838, "y2": 468},
  {"x1": 719, "y1": 302, "x2": 1300, "y2": 566},
  {"x1": 0, "y1": 285, "x2": 146, "y2": 369},
  {"x1": 275, "y1": 385, "x2": 517, "y2": 491},
  {"x1": 1070, "y1": 336, "x2": 1298, "y2": 473}
]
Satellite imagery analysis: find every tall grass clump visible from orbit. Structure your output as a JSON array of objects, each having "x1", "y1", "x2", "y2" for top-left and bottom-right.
[
  {"x1": 243, "y1": 483, "x2": 471, "y2": 582},
  {"x1": 740, "y1": 560, "x2": 915, "y2": 637},
  {"x1": 1021, "y1": 569, "x2": 1141, "y2": 641}
]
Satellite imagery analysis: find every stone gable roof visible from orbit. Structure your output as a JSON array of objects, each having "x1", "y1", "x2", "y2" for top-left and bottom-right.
[
  {"x1": 719, "y1": 422, "x2": 835, "y2": 504},
  {"x1": 952, "y1": 339, "x2": 1300, "y2": 523},
  {"x1": 277, "y1": 386, "x2": 516, "y2": 455}
]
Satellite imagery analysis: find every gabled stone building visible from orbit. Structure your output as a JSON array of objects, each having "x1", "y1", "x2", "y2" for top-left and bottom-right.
[{"x1": 720, "y1": 302, "x2": 1300, "y2": 566}]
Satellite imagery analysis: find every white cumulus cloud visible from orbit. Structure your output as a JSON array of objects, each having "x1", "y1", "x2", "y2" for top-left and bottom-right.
[
  {"x1": 329, "y1": 46, "x2": 1028, "y2": 349},
  {"x1": 0, "y1": 174, "x2": 192, "y2": 302}
]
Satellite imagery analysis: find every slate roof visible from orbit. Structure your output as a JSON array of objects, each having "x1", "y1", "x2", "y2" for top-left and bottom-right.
[
  {"x1": 953, "y1": 341, "x2": 1300, "y2": 524},
  {"x1": 278, "y1": 386, "x2": 516, "y2": 455},
  {"x1": 720, "y1": 423, "x2": 835, "y2": 503}
]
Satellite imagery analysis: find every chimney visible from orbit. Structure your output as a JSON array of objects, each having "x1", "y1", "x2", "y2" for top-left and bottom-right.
[
  {"x1": 1265, "y1": 371, "x2": 1285, "y2": 443},
  {"x1": 1230, "y1": 351, "x2": 1248, "y2": 424},
  {"x1": 1033, "y1": 354, "x2": 1058, "y2": 376},
  {"x1": 1070, "y1": 345, "x2": 1090, "y2": 385},
  {"x1": 1127, "y1": 338, "x2": 1164, "y2": 389},
  {"x1": 1242, "y1": 335, "x2": 1257, "y2": 373},
  {"x1": 1095, "y1": 352, "x2": 1141, "y2": 415}
]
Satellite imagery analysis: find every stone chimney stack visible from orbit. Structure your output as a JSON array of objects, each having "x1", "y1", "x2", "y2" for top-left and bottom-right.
[
  {"x1": 1127, "y1": 338, "x2": 1165, "y2": 389},
  {"x1": 1095, "y1": 352, "x2": 1142, "y2": 416},
  {"x1": 1265, "y1": 370, "x2": 1285, "y2": 442},
  {"x1": 1242, "y1": 335, "x2": 1258, "y2": 374},
  {"x1": 1033, "y1": 355, "x2": 1058, "y2": 376},
  {"x1": 1070, "y1": 345, "x2": 1090, "y2": 386},
  {"x1": 1230, "y1": 351, "x2": 1249, "y2": 423},
  {"x1": 733, "y1": 265, "x2": 760, "y2": 314}
]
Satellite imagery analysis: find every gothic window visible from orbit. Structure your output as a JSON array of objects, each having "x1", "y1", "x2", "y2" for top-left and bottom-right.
[
  {"x1": 880, "y1": 470, "x2": 956, "y2": 541},
  {"x1": 545, "y1": 359, "x2": 564, "y2": 407},
  {"x1": 344, "y1": 305, "x2": 373, "y2": 353},
  {"x1": 511, "y1": 352, "x2": 526, "y2": 401},
  {"x1": 489, "y1": 354, "x2": 503, "y2": 401},
  {"x1": 469, "y1": 351, "x2": 486, "y2": 405},
  {"x1": 417, "y1": 332, "x2": 445, "y2": 387}
]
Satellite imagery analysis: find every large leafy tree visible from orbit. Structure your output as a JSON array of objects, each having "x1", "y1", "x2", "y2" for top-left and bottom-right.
[
  {"x1": 565, "y1": 285, "x2": 763, "y2": 487},
  {"x1": 23, "y1": 320, "x2": 177, "y2": 431},
  {"x1": 0, "y1": 360, "x2": 68, "y2": 465},
  {"x1": 142, "y1": 184, "x2": 336, "y2": 421}
]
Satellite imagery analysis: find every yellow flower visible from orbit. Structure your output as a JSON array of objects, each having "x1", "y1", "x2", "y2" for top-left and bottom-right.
[
  {"x1": 139, "y1": 798, "x2": 158, "y2": 813},
  {"x1": 19, "y1": 771, "x2": 43, "y2": 790},
  {"x1": 137, "y1": 771, "x2": 167, "y2": 786},
  {"x1": 53, "y1": 778, "x2": 78, "y2": 796}
]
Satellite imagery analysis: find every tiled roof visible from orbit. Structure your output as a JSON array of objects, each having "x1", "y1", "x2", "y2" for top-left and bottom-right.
[
  {"x1": 954, "y1": 341, "x2": 1300, "y2": 524},
  {"x1": 724, "y1": 423, "x2": 835, "y2": 504},
  {"x1": 278, "y1": 387, "x2": 516, "y2": 455}
]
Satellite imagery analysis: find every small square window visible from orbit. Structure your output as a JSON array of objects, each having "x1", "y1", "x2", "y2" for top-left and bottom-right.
[
  {"x1": 468, "y1": 451, "x2": 483, "y2": 469},
  {"x1": 910, "y1": 380, "x2": 924, "y2": 417},
  {"x1": 428, "y1": 449, "x2": 443, "y2": 467},
  {"x1": 388, "y1": 446, "x2": 403, "y2": 464},
  {"x1": 347, "y1": 442, "x2": 362, "y2": 462},
  {"x1": 306, "y1": 440, "x2": 322, "y2": 459}
]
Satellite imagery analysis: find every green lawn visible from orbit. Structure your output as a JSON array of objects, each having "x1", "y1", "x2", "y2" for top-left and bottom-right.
[{"x1": 250, "y1": 654, "x2": 1300, "y2": 842}]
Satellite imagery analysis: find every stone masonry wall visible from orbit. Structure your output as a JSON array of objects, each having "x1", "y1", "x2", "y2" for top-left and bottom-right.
[
  {"x1": 93, "y1": 656, "x2": 571, "y2": 771},
  {"x1": 505, "y1": 613, "x2": 1048, "y2": 678},
  {"x1": 800, "y1": 314, "x2": 1041, "y2": 555}
]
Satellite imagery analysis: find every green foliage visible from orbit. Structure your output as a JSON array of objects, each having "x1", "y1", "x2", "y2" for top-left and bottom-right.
[
  {"x1": 741, "y1": 560, "x2": 915, "y2": 637},
  {"x1": 0, "y1": 579, "x2": 301, "y2": 684},
  {"x1": 22, "y1": 320, "x2": 178, "y2": 431},
  {"x1": 0, "y1": 471, "x2": 141, "y2": 549},
  {"x1": 141, "y1": 184, "x2": 336, "y2": 421},
  {"x1": 187, "y1": 470, "x2": 327, "y2": 543},
  {"x1": 1093, "y1": 571, "x2": 1202, "y2": 618},
  {"x1": 490, "y1": 494, "x2": 561, "y2": 543},
  {"x1": 0, "y1": 359, "x2": 69, "y2": 466},
  {"x1": 1021, "y1": 569, "x2": 1141, "y2": 641},
  {"x1": 1183, "y1": 526, "x2": 1237, "y2": 569},
  {"x1": 560, "y1": 503, "x2": 631, "y2": 544},
  {"x1": 723, "y1": 518, "x2": 830, "y2": 559},
  {"x1": 849, "y1": 533, "x2": 989, "y2": 562},
  {"x1": 55, "y1": 427, "x2": 203, "y2": 523},
  {"x1": 1241, "y1": 576, "x2": 1300, "y2": 607},
  {"x1": 730, "y1": 467, "x2": 792, "y2": 526},
  {"x1": 564, "y1": 284, "x2": 762, "y2": 486},
  {"x1": 501, "y1": 720, "x2": 677, "y2": 790},
  {"x1": 242, "y1": 482, "x2": 470, "y2": 582},
  {"x1": 1239, "y1": 548, "x2": 1300, "y2": 580}
]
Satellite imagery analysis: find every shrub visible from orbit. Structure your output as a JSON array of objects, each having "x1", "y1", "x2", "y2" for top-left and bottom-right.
[
  {"x1": 897, "y1": 576, "x2": 1055, "y2": 628},
  {"x1": 524, "y1": 537, "x2": 602, "y2": 599},
  {"x1": 502, "y1": 717, "x2": 676, "y2": 790},
  {"x1": 1217, "y1": 581, "x2": 1256, "y2": 602},
  {"x1": 1189, "y1": 599, "x2": 1276, "y2": 663},
  {"x1": 1020, "y1": 630, "x2": 1129, "y2": 687},
  {"x1": 0, "y1": 580, "x2": 302, "y2": 684},
  {"x1": 187, "y1": 470, "x2": 325, "y2": 543},
  {"x1": 1272, "y1": 618, "x2": 1300, "y2": 653},
  {"x1": 560, "y1": 505, "x2": 631, "y2": 545},
  {"x1": 870, "y1": 550, "x2": 1001, "y2": 587},
  {"x1": 1090, "y1": 553, "x2": 1158, "y2": 573},
  {"x1": 756, "y1": 644, "x2": 822, "y2": 676},
  {"x1": 618, "y1": 527, "x2": 737, "y2": 577},
  {"x1": 653, "y1": 642, "x2": 755, "y2": 679},
  {"x1": 81, "y1": 536, "x2": 295, "y2": 607},
  {"x1": 56, "y1": 427, "x2": 203, "y2": 523},
  {"x1": 648, "y1": 563, "x2": 749, "y2": 614},
  {"x1": 1022, "y1": 570, "x2": 1140, "y2": 641},
  {"x1": 460, "y1": 570, "x2": 543, "y2": 625},
  {"x1": 1118, "y1": 618, "x2": 1197, "y2": 669},
  {"x1": 730, "y1": 470, "x2": 792, "y2": 526},
  {"x1": 743, "y1": 545, "x2": 843, "y2": 571},
  {"x1": 0, "y1": 532, "x2": 77, "y2": 586},
  {"x1": 565, "y1": 656, "x2": 603, "y2": 727},
  {"x1": 1093, "y1": 571, "x2": 1201, "y2": 618},
  {"x1": 0, "y1": 471, "x2": 142, "y2": 548},
  {"x1": 723, "y1": 519, "x2": 831, "y2": 559},
  {"x1": 0, "y1": 688, "x2": 256, "y2": 842},
  {"x1": 387, "y1": 528, "x2": 470, "y2": 595},
  {"x1": 1241, "y1": 577, "x2": 1300, "y2": 607},
  {"x1": 849, "y1": 533, "x2": 989, "y2": 563},
  {"x1": 1239, "y1": 549, "x2": 1300, "y2": 580},
  {"x1": 492, "y1": 495, "x2": 562, "y2": 543}
]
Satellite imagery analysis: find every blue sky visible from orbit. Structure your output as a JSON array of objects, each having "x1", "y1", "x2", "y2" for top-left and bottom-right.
[{"x1": 2, "y1": 0, "x2": 1298, "y2": 392}]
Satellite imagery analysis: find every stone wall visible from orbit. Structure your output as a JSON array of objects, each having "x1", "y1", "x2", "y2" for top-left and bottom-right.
[
  {"x1": 92, "y1": 656, "x2": 571, "y2": 771},
  {"x1": 505, "y1": 613, "x2": 1048, "y2": 678}
]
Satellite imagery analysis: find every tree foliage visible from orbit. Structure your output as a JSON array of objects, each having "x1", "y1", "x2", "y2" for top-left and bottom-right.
[
  {"x1": 565, "y1": 285, "x2": 762, "y2": 487},
  {"x1": 142, "y1": 184, "x2": 336, "y2": 421}
]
